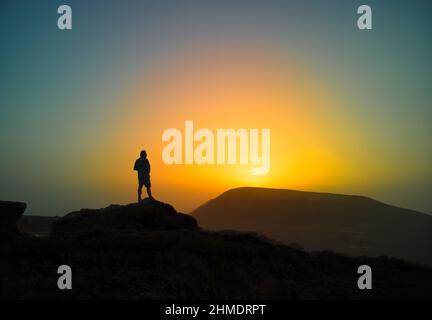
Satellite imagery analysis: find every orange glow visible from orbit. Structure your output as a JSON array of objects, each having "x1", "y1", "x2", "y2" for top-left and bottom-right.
[{"x1": 69, "y1": 40, "x2": 404, "y2": 212}]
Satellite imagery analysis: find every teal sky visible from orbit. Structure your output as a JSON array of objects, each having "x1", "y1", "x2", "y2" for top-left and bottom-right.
[{"x1": 1, "y1": 0, "x2": 431, "y2": 215}]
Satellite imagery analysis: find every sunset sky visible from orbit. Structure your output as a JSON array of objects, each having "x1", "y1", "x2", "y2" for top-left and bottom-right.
[{"x1": 1, "y1": 0, "x2": 431, "y2": 215}]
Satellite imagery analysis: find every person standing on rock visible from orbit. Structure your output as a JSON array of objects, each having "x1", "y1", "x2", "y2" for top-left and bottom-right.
[{"x1": 134, "y1": 150, "x2": 153, "y2": 202}]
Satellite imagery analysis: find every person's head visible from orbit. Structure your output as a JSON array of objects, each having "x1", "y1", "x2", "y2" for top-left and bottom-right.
[{"x1": 140, "y1": 150, "x2": 147, "y2": 158}]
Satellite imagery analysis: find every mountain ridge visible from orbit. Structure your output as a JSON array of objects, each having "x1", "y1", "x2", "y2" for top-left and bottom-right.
[
  {"x1": 194, "y1": 187, "x2": 426, "y2": 214},
  {"x1": 192, "y1": 187, "x2": 432, "y2": 266}
]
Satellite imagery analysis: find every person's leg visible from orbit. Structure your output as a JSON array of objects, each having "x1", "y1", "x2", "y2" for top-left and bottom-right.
[
  {"x1": 138, "y1": 182, "x2": 143, "y2": 202},
  {"x1": 146, "y1": 187, "x2": 153, "y2": 200},
  {"x1": 145, "y1": 177, "x2": 153, "y2": 200}
]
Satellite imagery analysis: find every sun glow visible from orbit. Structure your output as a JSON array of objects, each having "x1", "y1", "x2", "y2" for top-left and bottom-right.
[{"x1": 85, "y1": 40, "x2": 353, "y2": 212}]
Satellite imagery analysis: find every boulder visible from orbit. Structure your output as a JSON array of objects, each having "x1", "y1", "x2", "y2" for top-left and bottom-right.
[
  {"x1": 50, "y1": 199, "x2": 198, "y2": 238},
  {"x1": 0, "y1": 201, "x2": 26, "y2": 237}
]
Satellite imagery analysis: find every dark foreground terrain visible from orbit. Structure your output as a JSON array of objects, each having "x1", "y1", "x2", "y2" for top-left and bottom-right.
[
  {"x1": 1, "y1": 199, "x2": 432, "y2": 299},
  {"x1": 19, "y1": 215, "x2": 58, "y2": 237}
]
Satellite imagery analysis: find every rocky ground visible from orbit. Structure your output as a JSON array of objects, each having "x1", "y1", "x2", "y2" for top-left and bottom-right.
[{"x1": 1, "y1": 199, "x2": 432, "y2": 299}]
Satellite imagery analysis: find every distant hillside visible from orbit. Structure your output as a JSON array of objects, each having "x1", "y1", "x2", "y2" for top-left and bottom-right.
[
  {"x1": 192, "y1": 187, "x2": 432, "y2": 266},
  {"x1": 2, "y1": 198, "x2": 432, "y2": 299}
]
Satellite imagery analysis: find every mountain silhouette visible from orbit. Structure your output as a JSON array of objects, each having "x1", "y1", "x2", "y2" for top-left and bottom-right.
[
  {"x1": 2, "y1": 197, "x2": 432, "y2": 299},
  {"x1": 192, "y1": 187, "x2": 432, "y2": 266}
]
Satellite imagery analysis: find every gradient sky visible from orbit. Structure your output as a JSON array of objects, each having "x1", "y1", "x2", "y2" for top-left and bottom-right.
[{"x1": 1, "y1": 0, "x2": 431, "y2": 215}]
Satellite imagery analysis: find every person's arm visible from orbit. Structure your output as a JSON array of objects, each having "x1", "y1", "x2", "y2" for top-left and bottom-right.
[
  {"x1": 146, "y1": 159, "x2": 151, "y2": 174},
  {"x1": 133, "y1": 160, "x2": 138, "y2": 171}
]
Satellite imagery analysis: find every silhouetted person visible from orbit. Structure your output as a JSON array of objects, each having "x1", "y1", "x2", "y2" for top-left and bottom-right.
[{"x1": 134, "y1": 150, "x2": 153, "y2": 202}]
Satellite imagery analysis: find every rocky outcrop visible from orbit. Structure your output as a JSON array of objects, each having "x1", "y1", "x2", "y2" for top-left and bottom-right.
[
  {"x1": 50, "y1": 199, "x2": 198, "y2": 239},
  {"x1": 0, "y1": 201, "x2": 26, "y2": 238}
]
